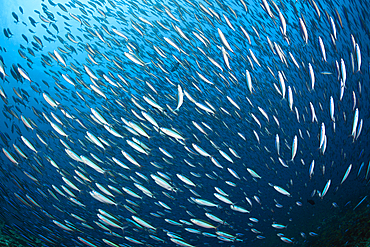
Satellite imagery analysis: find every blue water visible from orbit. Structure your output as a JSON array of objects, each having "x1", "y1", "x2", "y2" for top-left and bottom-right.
[{"x1": 0, "y1": 0, "x2": 369, "y2": 246}]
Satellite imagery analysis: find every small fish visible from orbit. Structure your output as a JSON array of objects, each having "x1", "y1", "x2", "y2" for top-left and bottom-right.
[
  {"x1": 29, "y1": 17, "x2": 37, "y2": 27},
  {"x1": 307, "y1": 199, "x2": 315, "y2": 205},
  {"x1": 12, "y1": 12, "x2": 19, "y2": 23},
  {"x1": 3, "y1": 29, "x2": 11, "y2": 38}
]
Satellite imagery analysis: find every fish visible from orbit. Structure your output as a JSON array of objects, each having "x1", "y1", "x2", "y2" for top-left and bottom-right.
[
  {"x1": 351, "y1": 108, "x2": 359, "y2": 139},
  {"x1": 321, "y1": 180, "x2": 331, "y2": 199},
  {"x1": 309, "y1": 160, "x2": 315, "y2": 179},
  {"x1": 308, "y1": 63, "x2": 315, "y2": 90},
  {"x1": 0, "y1": 1, "x2": 367, "y2": 246},
  {"x1": 341, "y1": 58, "x2": 347, "y2": 86},
  {"x1": 174, "y1": 84, "x2": 184, "y2": 111},
  {"x1": 318, "y1": 36, "x2": 327, "y2": 62},
  {"x1": 218, "y1": 28, "x2": 234, "y2": 53},
  {"x1": 330, "y1": 96, "x2": 335, "y2": 122},
  {"x1": 12, "y1": 12, "x2": 19, "y2": 23},
  {"x1": 247, "y1": 168, "x2": 261, "y2": 179},
  {"x1": 319, "y1": 123, "x2": 326, "y2": 149},
  {"x1": 246, "y1": 70, "x2": 253, "y2": 94},
  {"x1": 341, "y1": 164, "x2": 352, "y2": 184},
  {"x1": 299, "y1": 18, "x2": 308, "y2": 44},
  {"x1": 275, "y1": 134, "x2": 280, "y2": 155},
  {"x1": 274, "y1": 185, "x2": 291, "y2": 197},
  {"x1": 307, "y1": 199, "x2": 315, "y2": 205},
  {"x1": 355, "y1": 43, "x2": 361, "y2": 72},
  {"x1": 278, "y1": 71, "x2": 286, "y2": 99},
  {"x1": 288, "y1": 86, "x2": 293, "y2": 111},
  {"x1": 291, "y1": 135, "x2": 298, "y2": 162}
]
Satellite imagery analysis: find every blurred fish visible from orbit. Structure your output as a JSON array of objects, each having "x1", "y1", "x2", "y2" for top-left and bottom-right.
[
  {"x1": 0, "y1": 1, "x2": 367, "y2": 247},
  {"x1": 12, "y1": 12, "x2": 19, "y2": 23},
  {"x1": 307, "y1": 199, "x2": 315, "y2": 205}
]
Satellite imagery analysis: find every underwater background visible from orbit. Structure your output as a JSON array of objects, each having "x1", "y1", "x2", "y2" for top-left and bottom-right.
[{"x1": 0, "y1": 0, "x2": 369, "y2": 246}]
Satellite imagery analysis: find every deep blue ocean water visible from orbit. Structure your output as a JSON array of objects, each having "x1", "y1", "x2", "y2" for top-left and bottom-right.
[{"x1": 0, "y1": 0, "x2": 369, "y2": 246}]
